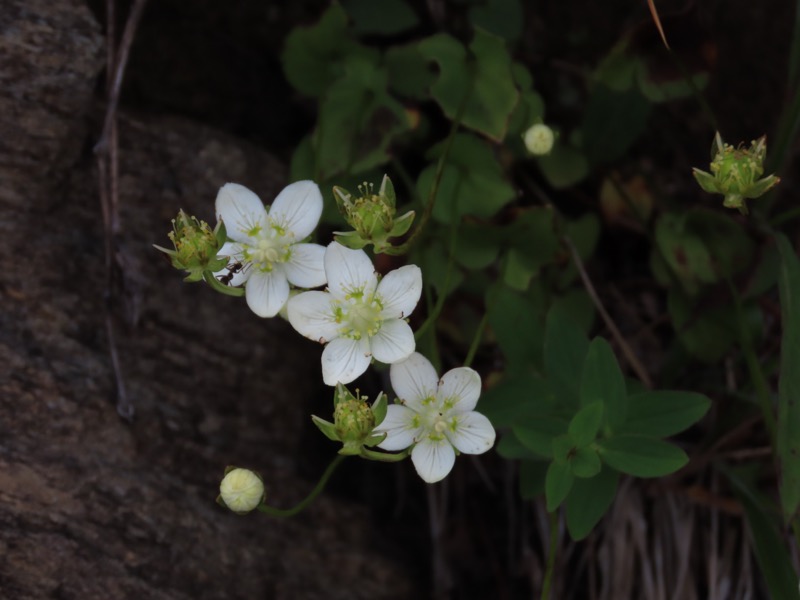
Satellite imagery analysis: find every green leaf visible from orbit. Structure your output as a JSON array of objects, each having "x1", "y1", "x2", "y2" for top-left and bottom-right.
[
  {"x1": 513, "y1": 417, "x2": 568, "y2": 459},
  {"x1": 536, "y1": 141, "x2": 589, "y2": 189},
  {"x1": 568, "y1": 402, "x2": 604, "y2": 447},
  {"x1": 282, "y1": 5, "x2": 367, "y2": 97},
  {"x1": 419, "y1": 30, "x2": 519, "y2": 141},
  {"x1": 579, "y1": 338, "x2": 627, "y2": 430},
  {"x1": 581, "y1": 85, "x2": 652, "y2": 166},
  {"x1": 571, "y1": 446, "x2": 602, "y2": 478},
  {"x1": 776, "y1": 233, "x2": 800, "y2": 521},
  {"x1": 385, "y1": 44, "x2": 434, "y2": 100},
  {"x1": 342, "y1": 0, "x2": 419, "y2": 35},
  {"x1": 721, "y1": 464, "x2": 800, "y2": 600},
  {"x1": 496, "y1": 430, "x2": 542, "y2": 460},
  {"x1": 417, "y1": 133, "x2": 515, "y2": 223},
  {"x1": 453, "y1": 221, "x2": 502, "y2": 269},
  {"x1": 593, "y1": 39, "x2": 637, "y2": 92},
  {"x1": 416, "y1": 239, "x2": 464, "y2": 297},
  {"x1": 545, "y1": 460, "x2": 574, "y2": 511},
  {"x1": 487, "y1": 285, "x2": 545, "y2": 371},
  {"x1": 599, "y1": 436, "x2": 688, "y2": 478},
  {"x1": 480, "y1": 373, "x2": 555, "y2": 428},
  {"x1": 621, "y1": 391, "x2": 711, "y2": 437},
  {"x1": 565, "y1": 467, "x2": 619, "y2": 540},
  {"x1": 519, "y1": 460, "x2": 548, "y2": 499},
  {"x1": 550, "y1": 289, "x2": 595, "y2": 333},
  {"x1": 468, "y1": 0, "x2": 523, "y2": 44},
  {"x1": 544, "y1": 307, "x2": 589, "y2": 408}
]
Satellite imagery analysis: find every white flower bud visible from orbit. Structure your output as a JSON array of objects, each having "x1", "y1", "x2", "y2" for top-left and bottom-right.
[
  {"x1": 219, "y1": 468, "x2": 264, "y2": 514},
  {"x1": 523, "y1": 123, "x2": 555, "y2": 156}
]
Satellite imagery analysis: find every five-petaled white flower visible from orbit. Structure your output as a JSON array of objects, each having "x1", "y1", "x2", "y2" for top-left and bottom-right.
[
  {"x1": 287, "y1": 241, "x2": 422, "y2": 386},
  {"x1": 375, "y1": 352, "x2": 495, "y2": 483},
  {"x1": 215, "y1": 181, "x2": 326, "y2": 317}
]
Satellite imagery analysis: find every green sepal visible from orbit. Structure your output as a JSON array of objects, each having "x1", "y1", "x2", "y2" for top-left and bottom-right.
[
  {"x1": 215, "y1": 220, "x2": 228, "y2": 246},
  {"x1": 722, "y1": 194, "x2": 747, "y2": 214},
  {"x1": 334, "y1": 230, "x2": 371, "y2": 249},
  {"x1": 183, "y1": 271, "x2": 205, "y2": 283},
  {"x1": 379, "y1": 174, "x2": 396, "y2": 210},
  {"x1": 371, "y1": 392, "x2": 388, "y2": 426},
  {"x1": 203, "y1": 271, "x2": 246, "y2": 297},
  {"x1": 338, "y1": 440, "x2": 363, "y2": 456},
  {"x1": 363, "y1": 431, "x2": 387, "y2": 447},
  {"x1": 389, "y1": 210, "x2": 415, "y2": 237},
  {"x1": 333, "y1": 186, "x2": 352, "y2": 214},
  {"x1": 692, "y1": 168, "x2": 719, "y2": 194},
  {"x1": 311, "y1": 415, "x2": 341, "y2": 443},
  {"x1": 744, "y1": 174, "x2": 780, "y2": 199}
]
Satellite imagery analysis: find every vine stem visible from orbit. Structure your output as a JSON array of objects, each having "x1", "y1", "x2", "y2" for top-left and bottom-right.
[
  {"x1": 257, "y1": 455, "x2": 347, "y2": 518},
  {"x1": 540, "y1": 510, "x2": 559, "y2": 600}
]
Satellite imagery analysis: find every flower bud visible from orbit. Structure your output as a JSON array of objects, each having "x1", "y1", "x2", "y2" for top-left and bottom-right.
[
  {"x1": 333, "y1": 384, "x2": 376, "y2": 455},
  {"x1": 692, "y1": 133, "x2": 780, "y2": 214},
  {"x1": 333, "y1": 175, "x2": 415, "y2": 253},
  {"x1": 154, "y1": 210, "x2": 228, "y2": 281},
  {"x1": 523, "y1": 123, "x2": 555, "y2": 156},
  {"x1": 218, "y1": 467, "x2": 265, "y2": 514}
]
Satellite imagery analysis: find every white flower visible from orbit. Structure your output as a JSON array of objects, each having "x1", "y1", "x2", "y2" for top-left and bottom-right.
[
  {"x1": 523, "y1": 123, "x2": 555, "y2": 156},
  {"x1": 374, "y1": 352, "x2": 495, "y2": 483},
  {"x1": 215, "y1": 181, "x2": 326, "y2": 317},
  {"x1": 219, "y1": 468, "x2": 264, "y2": 514},
  {"x1": 287, "y1": 241, "x2": 422, "y2": 386}
]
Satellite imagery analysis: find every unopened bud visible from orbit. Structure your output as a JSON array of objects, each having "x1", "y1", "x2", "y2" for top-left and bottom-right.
[
  {"x1": 523, "y1": 123, "x2": 555, "y2": 156},
  {"x1": 218, "y1": 467, "x2": 264, "y2": 514}
]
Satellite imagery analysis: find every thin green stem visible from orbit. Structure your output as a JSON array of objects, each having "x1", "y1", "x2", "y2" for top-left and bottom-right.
[
  {"x1": 769, "y1": 205, "x2": 800, "y2": 228},
  {"x1": 727, "y1": 279, "x2": 776, "y2": 445},
  {"x1": 360, "y1": 447, "x2": 411, "y2": 462},
  {"x1": 257, "y1": 455, "x2": 346, "y2": 518},
  {"x1": 464, "y1": 311, "x2": 489, "y2": 369},
  {"x1": 540, "y1": 510, "x2": 559, "y2": 600}
]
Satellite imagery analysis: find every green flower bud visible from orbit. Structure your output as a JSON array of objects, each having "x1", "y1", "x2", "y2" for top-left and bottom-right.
[
  {"x1": 333, "y1": 384, "x2": 376, "y2": 455},
  {"x1": 154, "y1": 210, "x2": 228, "y2": 280},
  {"x1": 218, "y1": 467, "x2": 265, "y2": 514},
  {"x1": 523, "y1": 123, "x2": 555, "y2": 156},
  {"x1": 333, "y1": 175, "x2": 415, "y2": 253},
  {"x1": 692, "y1": 133, "x2": 780, "y2": 214}
]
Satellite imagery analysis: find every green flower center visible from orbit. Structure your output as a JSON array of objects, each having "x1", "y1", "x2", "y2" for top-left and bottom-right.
[
  {"x1": 245, "y1": 230, "x2": 290, "y2": 272},
  {"x1": 336, "y1": 293, "x2": 384, "y2": 340}
]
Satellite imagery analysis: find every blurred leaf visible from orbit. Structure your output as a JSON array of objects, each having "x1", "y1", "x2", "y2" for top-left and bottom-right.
[
  {"x1": 637, "y1": 64, "x2": 708, "y2": 103},
  {"x1": 342, "y1": 0, "x2": 419, "y2": 35},
  {"x1": 453, "y1": 221, "x2": 502, "y2": 269},
  {"x1": 581, "y1": 85, "x2": 652, "y2": 166},
  {"x1": 282, "y1": 5, "x2": 369, "y2": 97},
  {"x1": 514, "y1": 417, "x2": 569, "y2": 458},
  {"x1": 537, "y1": 141, "x2": 589, "y2": 189},
  {"x1": 571, "y1": 446, "x2": 602, "y2": 478},
  {"x1": 557, "y1": 213, "x2": 601, "y2": 287},
  {"x1": 496, "y1": 430, "x2": 542, "y2": 460},
  {"x1": 417, "y1": 133, "x2": 515, "y2": 223},
  {"x1": 469, "y1": 0, "x2": 523, "y2": 43},
  {"x1": 599, "y1": 435, "x2": 688, "y2": 477},
  {"x1": 566, "y1": 467, "x2": 619, "y2": 540},
  {"x1": 507, "y1": 89, "x2": 546, "y2": 136},
  {"x1": 568, "y1": 402, "x2": 604, "y2": 447},
  {"x1": 544, "y1": 307, "x2": 589, "y2": 408},
  {"x1": 742, "y1": 241, "x2": 780, "y2": 300},
  {"x1": 504, "y1": 207, "x2": 560, "y2": 272},
  {"x1": 722, "y1": 464, "x2": 800, "y2": 600},
  {"x1": 481, "y1": 373, "x2": 555, "y2": 428},
  {"x1": 580, "y1": 338, "x2": 627, "y2": 430},
  {"x1": 550, "y1": 289, "x2": 595, "y2": 333},
  {"x1": 417, "y1": 239, "x2": 464, "y2": 297},
  {"x1": 593, "y1": 40, "x2": 638, "y2": 92},
  {"x1": 776, "y1": 233, "x2": 800, "y2": 521},
  {"x1": 519, "y1": 459, "x2": 548, "y2": 499},
  {"x1": 385, "y1": 44, "x2": 433, "y2": 99},
  {"x1": 622, "y1": 391, "x2": 711, "y2": 437},
  {"x1": 487, "y1": 284, "x2": 545, "y2": 371},
  {"x1": 545, "y1": 459, "x2": 574, "y2": 511}
]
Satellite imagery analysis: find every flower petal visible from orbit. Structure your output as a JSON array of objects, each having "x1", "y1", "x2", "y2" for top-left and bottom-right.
[
  {"x1": 438, "y1": 367, "x2": 482, "y2": 413},
  {"x1": 324, "y1": 242, "x2": 377, "y2": 300},
  {"x1": 215, "y1": 183, "x2": 268, "y2": 243},
  {"x1": 321, "y1": 336, "x2": 372, "y2": 386},
  {"x1": 390, "y1": 352, "x2": 438, "y2": 408},
  {"x1": 371, "y1": 318, "x2": 415, "y2": 365},
  {"x1": 214, "y1": 242, "x2": 251, "y2": 286},
  {"x1": 411, "y1": 437, "x2": 456, "y2": 483},
  {"x1": 284, "y1": 243, "x2": 326, "y2": 289},
  {"x1": 445, "y1": 411, "x2": 495, "y2": 455},
  {"x1": 268, "y1": 180, "x2": 323, "y2": 240},
  {"x1": 244, "y1": 269, "x2": 290, "y2": 318},
  {"x1": 377, "y1": 264, "x2": 422, "y2": 319},
  {"x1": 286, "y1": 291, "x2": 340, "y2": 343},
  {"x1": 375, "y1": 405, "x2": 423, "y2": 451}
]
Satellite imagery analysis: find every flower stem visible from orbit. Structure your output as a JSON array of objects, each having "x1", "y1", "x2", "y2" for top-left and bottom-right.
[
  {"x1": 257, "y1": 455, "x2": 346, "y2": 517},
  {"x1": 360, "y1": 447, "x2": 410, "y2": 462},
  {"x1": 540, "y1": 510, "x2": 559, "y2": 600},
  {"x1": 464, "y1": 311, "x2": 489, "y2": 369}
]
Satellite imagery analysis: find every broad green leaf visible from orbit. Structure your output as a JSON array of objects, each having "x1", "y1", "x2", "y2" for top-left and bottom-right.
[
  {"x1": 537, "y1": 141, "x2": 589, "y2": 189},
  {"x1": 496, "y1": 431, "x2": 542, "y2": 460},
  {"x1": 637, "y1": 62, "x2": 708, "y2": 103},
  {"x1": 545, "y1": 460, "x2": 574, "y2": 511},
  {"x1": 480, "y1": 373, "x2": 555, "y2": 428},
  {"x1": 419, "y1": 29, "x2": 519, "y2": 141},
  {"x1": 385, "y1": 44, "x2": 434, "y2": 100},
  {"x1": 622, "y1": 391, "x2": 711, "y2": 437},
  {"x1": 552, "y1": 434, "x2": 575, "y2": 464},
  {"x1": 507, "y1": 90, "x2": 546, "y2": 137},
  {"x1": 417, "y1": 133, "x2": 515, "y2": 223},
  {"x1": 550, "y1": 289, "x2": 595, "y2": 334},
  {"x1": 580, "y1": 338, "x2": 627, "y2": 429},
  {"x1": 565, "y1": 467, "x2": 619, "y2": 540},
  {"x1": 568, "y1": 402, "x2": 604, "y2": 447},
  {"x1": 504, "y1": 207, "x2": 560, "y2": 273},
  {"x1": 342, "y1": 0, "x2": 419, "y2": 35},
  {"x1": 557, "y1": 213, "x2": 601, "y2": 287},
  {"x1": 722, "y1": 464, "x2": 800, "y2": 599},
  {"x1": 776, "y1": 233, "x2": 800, "y2": 521},
  {"x1": 416, "y1": 239, "x2": 464, "y2": 297},
  {"x1": 571, "y1": 446, "x2": 602, "y2": 478},
  {"x1": 487, "y1": 285, "x2": 545, "y2": 371},
  {"x1": 501, "y1": 249, "x2": 536, "y2": 291},
  {"x1": 544, "y1": 307, "x2": 589, "y2": 407},
  {"x1": 453, "y1": 221, "x2": 502, "y2": 269},
  {"x1": 519, "y1": 459, "x2": 548, "y2": 499},
  {"x1": 599, "y1": 435, "x2": 688, "y2": 478},
  {"x1": 282, "y1": 5, "x2": 369, "y2": 97},
  {"x1": 514, "y1": 417, "x2": 568, "y2": 459},
  {"x1": 581, "y1": 85, "x2": 652, "y2": 166},
  {"x1": 593, "y1": 40, "x2": 637, "y2": 92},
  {"x1": 469, "y1": 0, "x2": 523, "y2": 44}
]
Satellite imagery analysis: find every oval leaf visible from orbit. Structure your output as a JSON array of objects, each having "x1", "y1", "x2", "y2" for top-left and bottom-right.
[{"x1": 599, "y1": 435, "x2": 688, "y2": 478}]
